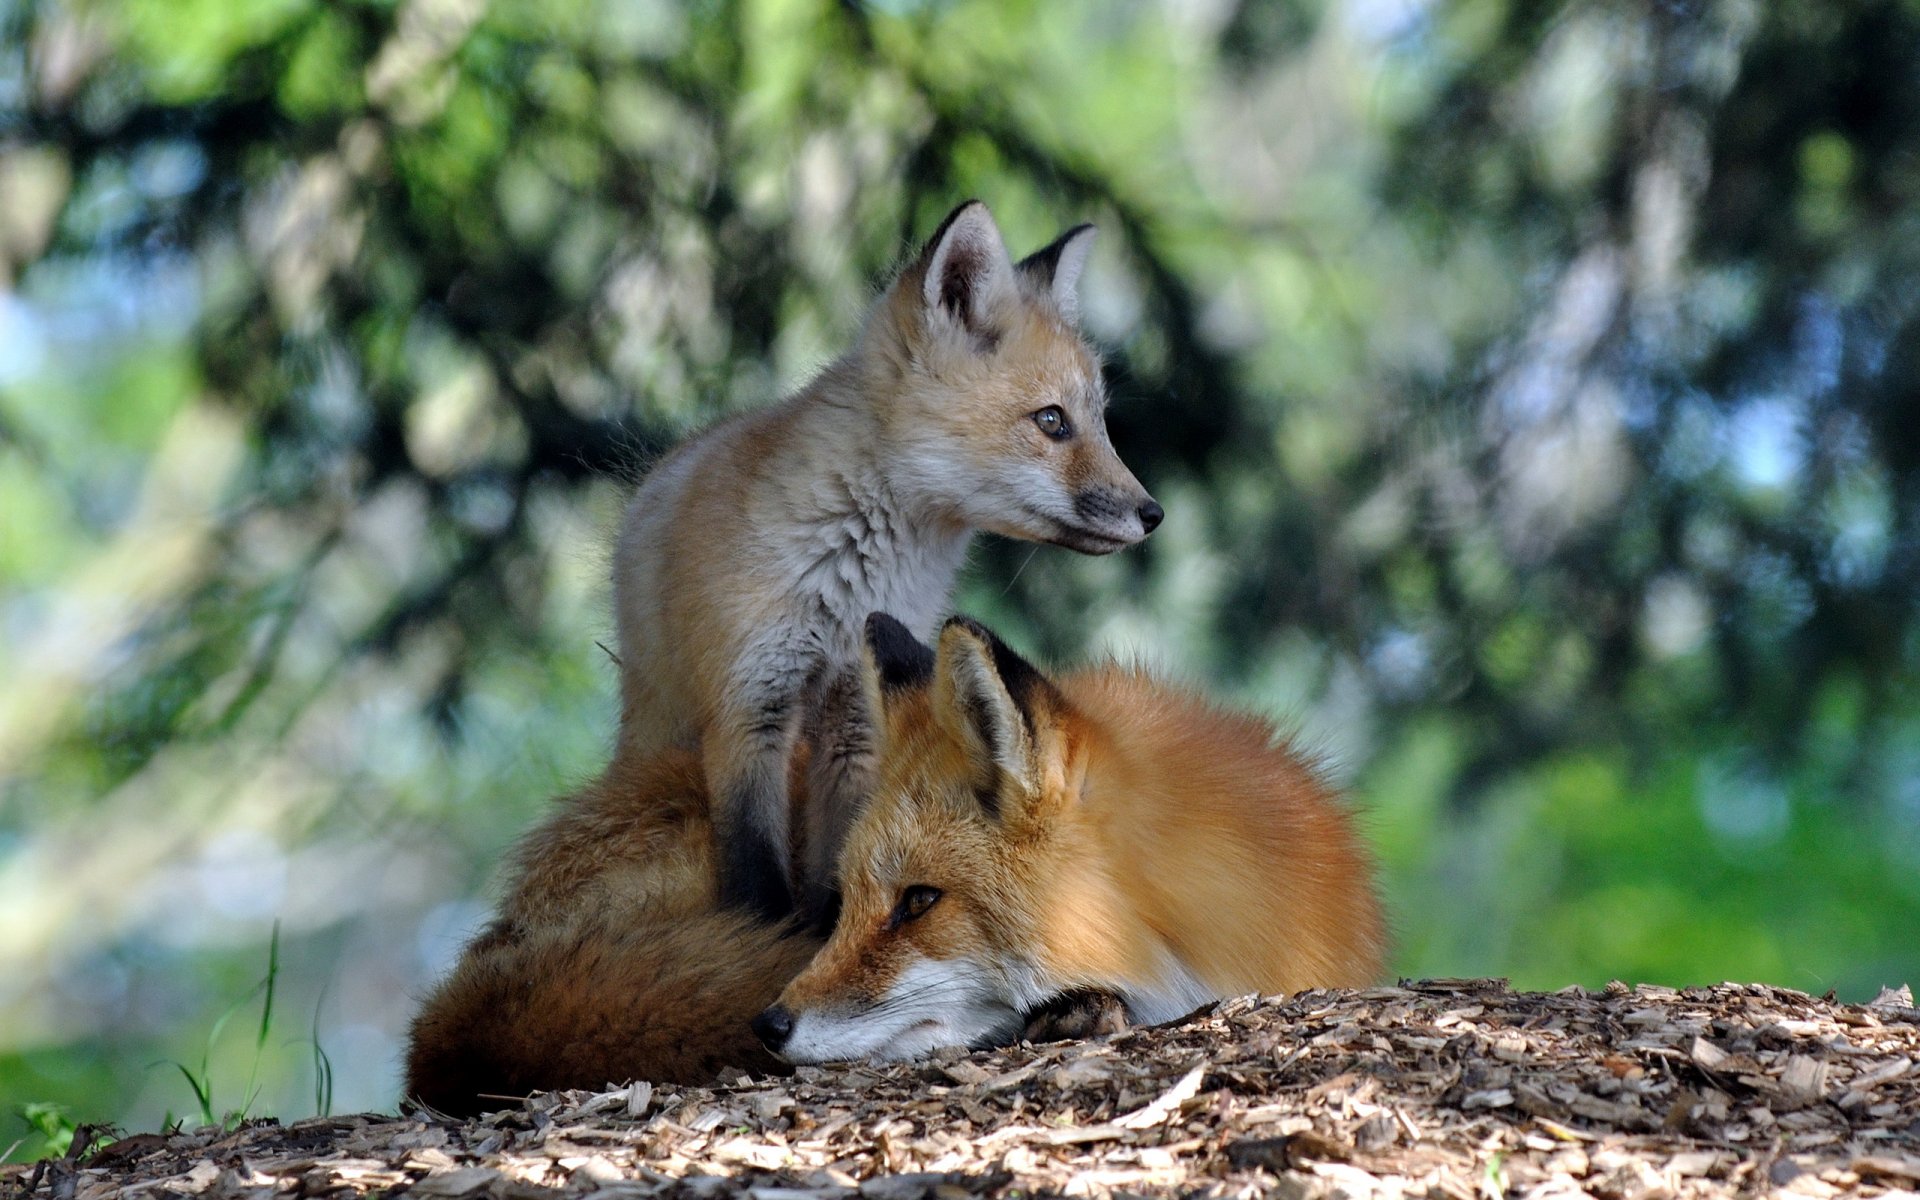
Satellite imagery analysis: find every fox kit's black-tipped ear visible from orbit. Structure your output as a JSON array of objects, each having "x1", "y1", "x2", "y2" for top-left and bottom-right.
[
  {"x1": 1017, "y1": 223, "x2": 1096, "y2": 323},
  {"x1": 919, "y1": 200, "x2": 1015, "y2": 334},
  {"x1": 863, "y1": 613, "x2": 935, "y2": 693},
  {"x1": 933, "y1": 616, "x2": 1060, "y2": 814}
]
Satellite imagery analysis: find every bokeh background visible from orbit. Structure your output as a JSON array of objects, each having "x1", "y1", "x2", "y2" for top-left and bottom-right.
[{"x1": 3, "y1": 0, "x2": 1918, "y2": 1157}]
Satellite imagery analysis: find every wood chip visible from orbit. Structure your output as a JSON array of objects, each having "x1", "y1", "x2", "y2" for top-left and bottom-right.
[
  {"x1": 1112, "y1": 1064, "x2": 1205, "y2": 1129},
  {"x1": 628, "y1": 1081, "x2": 656, "y2": 1118},
  {"x1": 410, "y1": 1166, "x2": 503, "y2": 1195},
  {"x1": 1780, "y1": 1055, "x2": 1832, "y2": 1102},
  {"x1": 1690, "y1": 1037, "x2": 1730, "y2": 1070},
  {"x1": 1850, "y1": 1057, "x2": 1912, "y2": 1090}
]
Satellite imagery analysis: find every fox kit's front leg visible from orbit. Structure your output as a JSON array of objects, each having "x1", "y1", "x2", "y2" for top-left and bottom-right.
[
  {"x1": 705, "y1": 661, "x2": 809, "y2": 922},
  {"x1": 796, "y1": 666, "x2": 877, "y2": 931}
]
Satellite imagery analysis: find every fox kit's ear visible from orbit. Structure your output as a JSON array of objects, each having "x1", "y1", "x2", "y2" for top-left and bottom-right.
[
  {"x1": 918, "y1": 200, "x2": 1016, "y2": 335},
  {"x1": 1017, "y1": 223, "x2": 1096, "y2": 323},
  {"x1": 933, "y1": 617, "x2": 1059, "y2": 816}
]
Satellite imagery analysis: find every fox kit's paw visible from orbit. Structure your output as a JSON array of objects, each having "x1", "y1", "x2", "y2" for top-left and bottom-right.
[
  {"x1": 1021, "y1": 989, "x2": 1130, "y2": 1043},
  {"x1": 798, "y1": 884, "x2": 843, "y2": 938},
  {"x1": 719, "y1": 828, "x2": 795, "y2": 924}
]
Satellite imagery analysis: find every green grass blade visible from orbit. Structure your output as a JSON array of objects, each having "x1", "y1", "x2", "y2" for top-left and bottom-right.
[
  {"x1": 171, "y1": 925, "x2": 280, "y2": 1128},
  {"x1": 238, "y1": 921, "x2": 282, "y2": 1123},
  {"x1": 309, "y1": 979, "x2": 334, "y2": 1118},
  {"x1": 199, "y1": 976, "x2": 267, "y2": 1107},
  {"x1": 171, "y1": 1063, "x2": 213, "y2": 1128},
  {"x1": 312, "y1": 1039, "x2": 334, "y2": 1119}
]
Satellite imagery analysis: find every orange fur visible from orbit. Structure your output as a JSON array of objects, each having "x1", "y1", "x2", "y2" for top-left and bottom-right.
[{"x1": 403, "y1": 749, "x2": 820, "y2": 1115}]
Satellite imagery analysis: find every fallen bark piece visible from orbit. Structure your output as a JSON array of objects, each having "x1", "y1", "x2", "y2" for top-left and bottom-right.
[
  {"x1": 1224, "y1": 1131, "x2": 1349, "y2": 1173},
  {"x1": 1869, "y1": 986, "x2": 1914, "y2": 1011},
  {"x1": 1851, "y1": 1156, "x2": 1920, "y2": 1182}
]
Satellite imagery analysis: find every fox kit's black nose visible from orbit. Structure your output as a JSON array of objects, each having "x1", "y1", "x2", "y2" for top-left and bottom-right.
[
  {"x1": 751, "y1": 1005, "x2": 794, "y2": 1052},
  {"x1": 1137, "y1": 499, "x2": 1164, "y2": 533}
]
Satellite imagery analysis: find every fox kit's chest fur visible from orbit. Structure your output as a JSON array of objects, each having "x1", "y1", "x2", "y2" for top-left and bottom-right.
[
  {"x1": 617, "y1": 411, "x2": 971, "y2": 710},
  {"x1": 780, "y1": 466, "x2": 969, "y2": 651}
]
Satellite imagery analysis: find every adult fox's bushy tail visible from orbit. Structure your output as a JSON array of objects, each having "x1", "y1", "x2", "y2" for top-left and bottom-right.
[{"x1": 403, "y1": 750, "x2": 820, "y2": 1116}]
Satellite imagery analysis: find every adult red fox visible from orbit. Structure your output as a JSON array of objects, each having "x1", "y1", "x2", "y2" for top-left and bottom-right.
[
  {"x1": 402, "y1": 750, "x2": 821, "y2": 1116},
  {"x1": 400, "y1": 734, "x2": 1113, "y2": 1113},
  {"x1": 613, "y1": 201, "x2": 1161, "y2": 924},
  {"x1": 751, "y1": 615, "x2": 1386, "y2": 1063}
]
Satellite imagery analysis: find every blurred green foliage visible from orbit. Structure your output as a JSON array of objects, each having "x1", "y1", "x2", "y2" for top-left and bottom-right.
[
  {"x1": 1, "y1": 0, "x2": 1917, "y2": 1152},
  {"x1": 11, "y1": 1101, "x2": 75, "y2": 1162}
]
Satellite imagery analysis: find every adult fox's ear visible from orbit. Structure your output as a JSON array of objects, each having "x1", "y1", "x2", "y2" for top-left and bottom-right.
[
  {"x1": 932, "y1": 616, "x2": 1060, "y2": 818},
  {"x1": 917, "y1": 200, "x2": 1017, "y2": 335},
  {"x1": 1017, "y1": 223, "x2": 1095, "y2": 323}
]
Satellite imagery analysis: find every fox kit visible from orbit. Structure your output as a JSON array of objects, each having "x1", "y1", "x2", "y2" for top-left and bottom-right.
[
  {"x1": 614, "y1": 200, "x2": 1161, "y2": 923},
  {"x1": 403, "y1": 750, "x2": 821, "y2": 1115},
  {"x1": 750, "y1": 614, "x2": 1386, "y2": 1063}
]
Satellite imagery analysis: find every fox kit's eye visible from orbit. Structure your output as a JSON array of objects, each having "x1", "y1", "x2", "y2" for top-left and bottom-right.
[
  {"x1": 1032, "y1": 406, "x2": 1072, "y2": 441},
  {"x1": 890, "y1": 885, "x2": 943, "y2": 926}
]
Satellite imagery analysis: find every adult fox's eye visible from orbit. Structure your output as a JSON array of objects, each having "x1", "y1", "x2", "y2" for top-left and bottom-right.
[
  {"x1": 1031, "y1": 406, "x2": 1072, "y2": 440},
  {"x1": 893, "y1": 885, "x2": 943, "y2": 924}
]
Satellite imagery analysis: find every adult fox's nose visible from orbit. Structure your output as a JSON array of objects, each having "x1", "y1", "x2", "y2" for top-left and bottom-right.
[
  {"x1": 751, "y1": 1005, "x2": 794, "y2": 1052},
  {"x1": 1137, "y1": 498, "x2": 1164, "y2": 533}
]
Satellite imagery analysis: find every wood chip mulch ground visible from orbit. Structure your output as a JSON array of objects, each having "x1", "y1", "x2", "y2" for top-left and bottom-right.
[{"x1": 11, "y1": 980, "x2": 1919, "y2": 1200}]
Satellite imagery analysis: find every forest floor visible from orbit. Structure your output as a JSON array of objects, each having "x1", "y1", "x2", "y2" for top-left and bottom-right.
[{"x1": 9, "y1": 980, "x2": 1918, "y2": 1200}]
